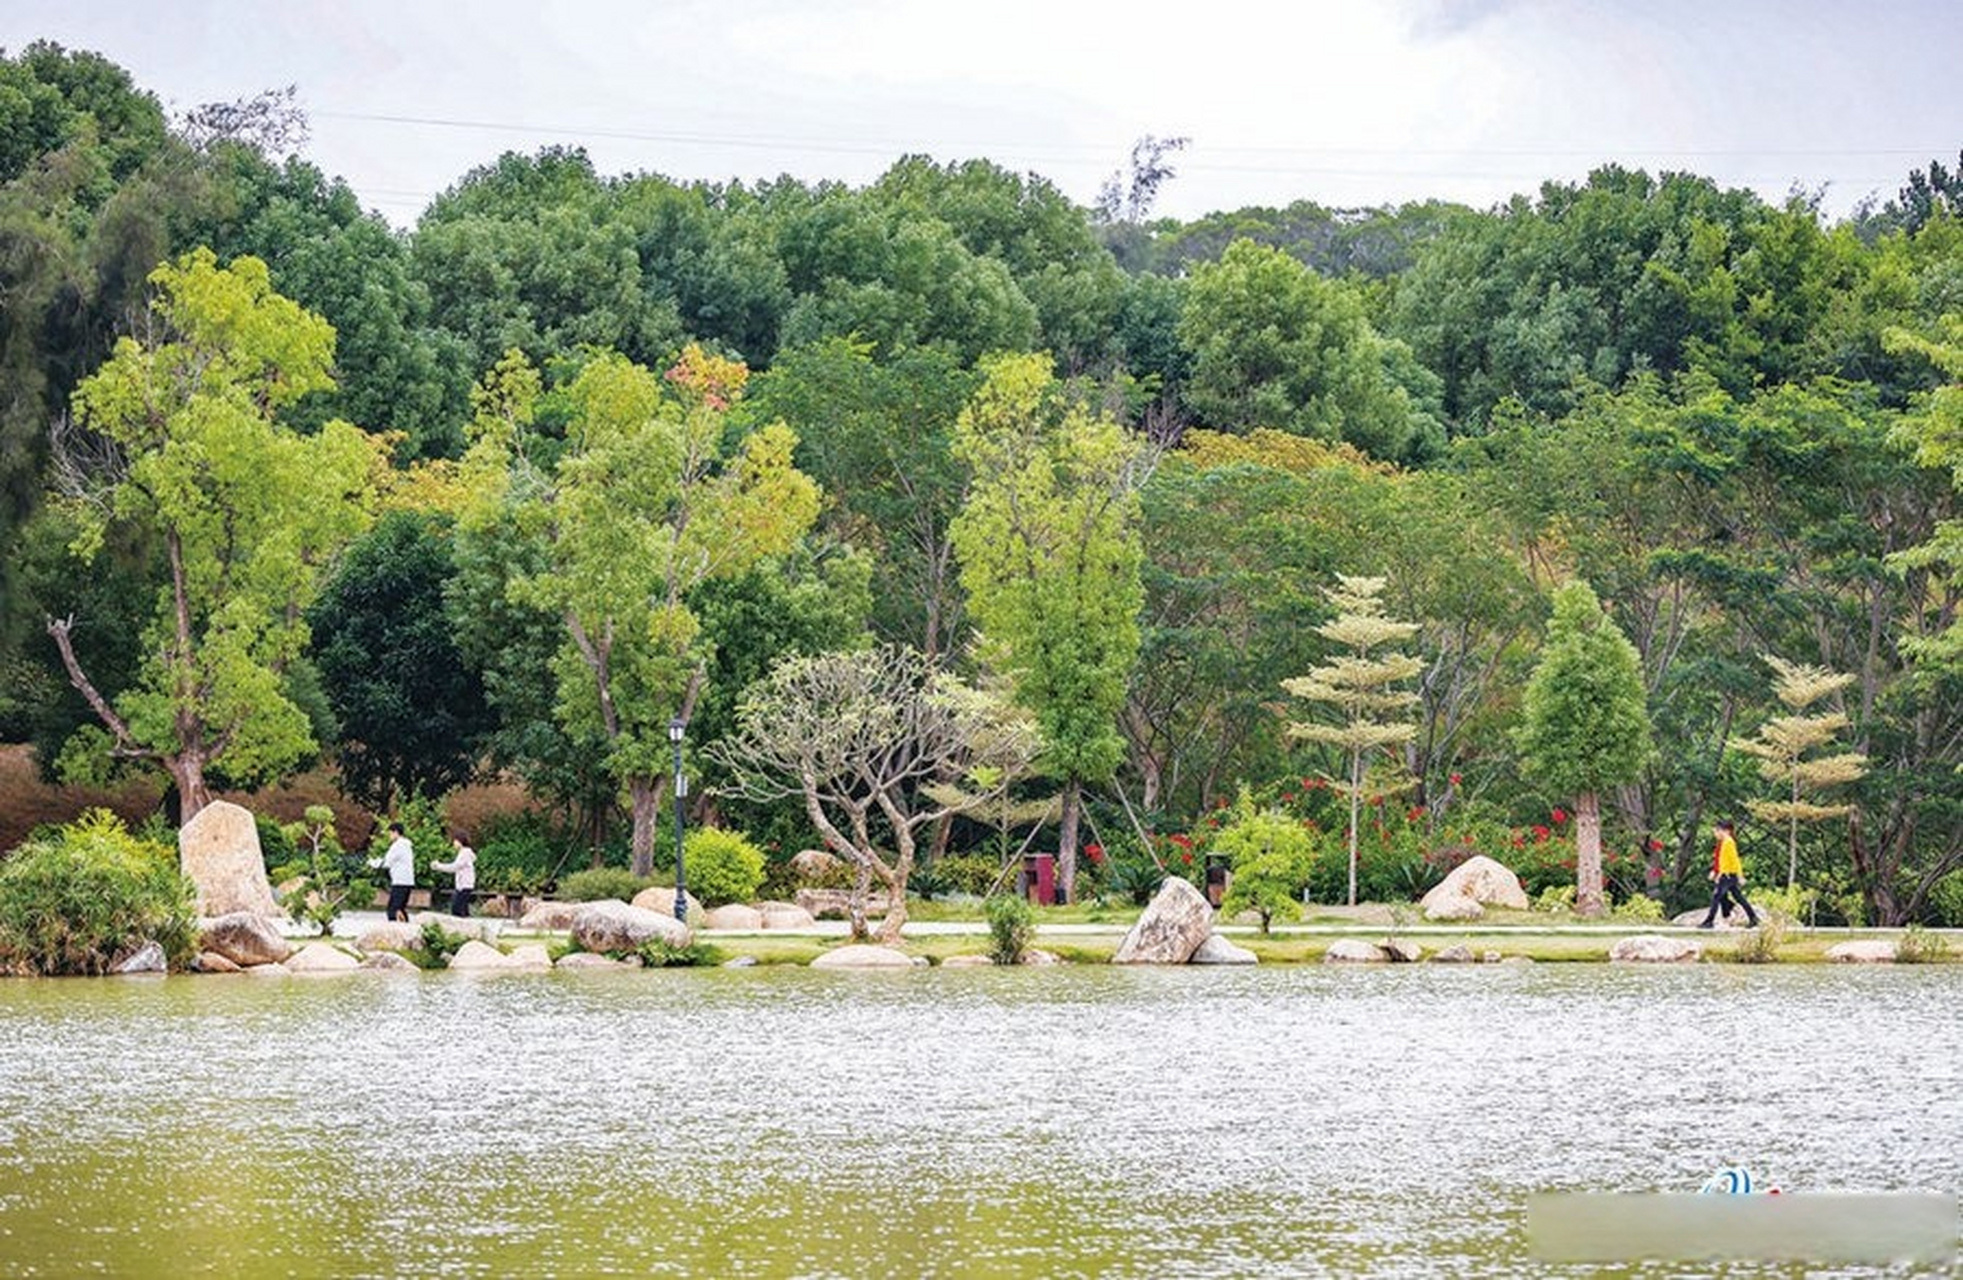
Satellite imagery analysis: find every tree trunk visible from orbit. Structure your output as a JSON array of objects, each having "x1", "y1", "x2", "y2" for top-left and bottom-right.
[
  {"x1": 1575, "y1": 790, "x2": 1605, "y2": 917},
  {"x1": 1058, "y1": 776, "x2": 1082, "y2": 904},
  {"x1": 628, "y1": 775, "x2": 661, "y2": 878},
  {"x1": 1347, "y1": 748, "x2": 1362, "y2": 908},
  {"x1": 848, "y1": 859, "x2": 872, "y2": 942},
  {"x1": 170, "y1": 752, "x2": 212, "y2": 824},
  {"x1": 874, "y1": 861, "x2": 910, "y2": 944}
]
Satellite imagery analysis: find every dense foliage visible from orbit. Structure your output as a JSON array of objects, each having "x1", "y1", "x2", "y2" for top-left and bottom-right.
[
  {"x1": 1, "y1": 45, "x2": 1957, "y2": 921},
  {"x1": 0, "y1": 810, "x2": 197, "y2": 974}
]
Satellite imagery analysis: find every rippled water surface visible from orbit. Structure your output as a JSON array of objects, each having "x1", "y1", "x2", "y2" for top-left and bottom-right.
[{"x1": 0, "y1": 965, "x2": 1957, "y2": 1277}]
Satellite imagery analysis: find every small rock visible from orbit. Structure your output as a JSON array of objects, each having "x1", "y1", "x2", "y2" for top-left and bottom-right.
[
  {"x1": 1825, "y1": 939, "x2": 1897, "y2": 963},
  {"x1": 113, "y1": 941, "x2": 168, "y2": 975},
  {"x1": 1189, "y1": 934, "x2": 1259, "y2": 965},
  {"x1": 517, "y1": 901, "x2": 584, "y2": 931},
  {"x1": 506, "y1": 944, "x2": 553, "y2": 970},
  {"x1": 757, "y1": 902, "x2": 818, "y2": 930},
  {"x1": 1431, "y1": 944, "x2": 1474, "y2": 963},
  {"x1": 810, "y1": 944, "x2": 915, "y2": 969},
  {"x1": 244, "y1": 962, "x2": 291, "y2": 976},
  {"x1": 201, "y1": 912, "x2": 294, "y2": 967},
  {"x1": 286, "y1": 943, "x2": 360, "y2": 973},
  {"x1": 195, "y1": 951, "x2": 242, "y2": 973},
  {"x1": 359, "y1": 952, "x2": 417, "y2": 972},
  {"x1": 940, "y1": 954, "x2": 995, "y2": 968},
  {"x1": 1481, "y1": 951, "x2": 1503, "y2": 963},
  {"x1": 1609, "y1": 934, "x2": 1702, "y2": 963},
  {"x1": 1112, "y1": 878, "x2": 1214, "y2": 964},
  {"x1": 355, "y1": 923, "x2": 422, "y2": 954},
  {"x1": 721, "y1": 955, "x2": 758, "y2": 968},
  {"x1": 701, "y1": 903, "x2": 764, "y2": 930},
  {"x1": 1422, "y1": 893, "x2": 1485, "y2": 923},
  {"x1": 1380, "y1": 938, "x2": 1424, "y2": 963},
  {"x1": 556, "y1": 951, "x2": 629, "y2": 970},
  {"x1": 410, "y1": 912, "x2": 500, "y2": 943},
  {"x1": 1021, "y1": 949, "x2": 1062, "y2": 965},
  {"x1": 631, "y1": 887, "x2": 703, "y2": 921},
  {"x1": 448, "y1": 940, "x2": 514, "y2": 970},
  {"x1": 1501, "y1": 955, "x2": 1536, "y2": 965},
  {"x1": 1324, "y1": 939, "x2": 1388, "y2": 964}
]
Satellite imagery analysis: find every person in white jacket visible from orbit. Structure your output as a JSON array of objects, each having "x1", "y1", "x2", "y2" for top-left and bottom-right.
[
  {"x1": 368, "y1": 823, "x2": 416, "y2": 922},
  {"x1": 433, "y1": 832, "x2": 477, "y2": 918}
]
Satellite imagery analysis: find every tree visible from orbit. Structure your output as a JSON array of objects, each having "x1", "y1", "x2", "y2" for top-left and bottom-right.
[
  {"x1": 307, "y1": 510, "x2": 494, "y2": 813},
  {"x1": 713, "y1": 645, "x2": 1037, "y2": 941},
  {"x1": 45, "y1": 249, "x2": 385, "y2": 817},
  {"x1": 466, "y1": 344, "x2": 820, "y2": 873},
  {"x1": 1214, "y1": 790, "x2": 1314, "y2": 933},
  {"x1": 1515, "y1": 581, "x2": 1653, "y2": 916},
  {"x1": 1282, "y1": 575, "x2": 1422, "y2": 907},
  {"x1": 951, "y1": 353, "x2": 1151, "y2": 902},
  {"x1": 1730, "y1": 655, "x2": 1869, "y2": 891}
]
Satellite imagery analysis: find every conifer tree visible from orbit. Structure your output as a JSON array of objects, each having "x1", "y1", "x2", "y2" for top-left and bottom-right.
[
  {"x1": 1731, "y1": 655, "x2": 1869, "y2": 891},
  {"x1": 1282, "y1": 575, "x2": 1421, "y2": 907}
]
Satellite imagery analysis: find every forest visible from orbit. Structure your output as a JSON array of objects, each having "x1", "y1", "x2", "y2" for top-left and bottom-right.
[{"x1": 0, "y1": 42, "x2": 1957, "y2": 925}]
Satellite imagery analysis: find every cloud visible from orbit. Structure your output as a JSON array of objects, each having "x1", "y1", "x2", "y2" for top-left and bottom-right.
[{"x1": 1404, "y1": 0, "x2": 1523, "y2": 41}]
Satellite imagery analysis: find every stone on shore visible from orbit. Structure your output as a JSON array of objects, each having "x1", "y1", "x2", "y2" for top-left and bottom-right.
[
  {"x1": 1323, "y1": 939, "x2": 1388, "y2": 963},
  {"x1": 286, "y1": 943, "x2": 361, "y2": 973},
  {"x1": 701, "y1": 904, "x2": 764, "y2": 930},
  {"x1": 410, "y1": 912, "x2": 499, "y2": 942},
  {"x1": 355, "y1": 922, "x2": 422, "y2": 954},
  {"x1": 194, "y1": 951, "x2": 242, "y2": 973},
  {"x1": 810, "y1": 944, "x2": 914, "y2": 969},
  {"x1": 1189, "y1": 934, "x2": 1259, "y2": 965},
  {"x1": 1423, "y1": 893, "x2": 1485, "y2": 922},
  {"x1": 244, "y1": 962, "x2": 291, "y2": 976},
  {"x1": 1420, "y1": 855, "x2": 1528, "y2": 920},
  {"x1": 570, "y1": 900, "x2": 692, "y2": 954},
  {"x1": 359, "y1": 952, "x2": 417, "y2": 971},
  {"x1": 757, "y1": 902, "x2": 818, "y2": 930},
  {"x1": 178, "y1": 799, "x2": 283, "y2": 917},
  {"x1": 631, "y1": 887, "x2": 703, "y2": 921},
  {"x1": 1431, "y1": 944, "x2": 1475, "y2": 963},
  {"x1": 1112, "y1": 877, "x2": 1214, "y2": 964},
  {"x1": 790, "y1": 848, "x2": 843, "y2": 881},
  {"x1": 1826, "y1": 939, "x2": 1897, "y2": 963},
  {"x1": 556, "y1": 951, "x2": 630, "y2": 970},
  {"x1": 1610, "y1": 935, "x2": 1701, "y2": 963},
  {"x1": 113, "y1": 941, "x2": 167, "y2": 974},
  {"x1": 506, "y1": 944, "x2": 552, "y2": 970},
  {"x1": 517, "y1": 901, "x2": 584, "y2": 931},
  {"x1": 721, "y1": 955, "x2": 758, "y2": 968},
  {"x1": 941, "y1": 953, "x2": 995, "y2": 968},
  {"x1": 201, "y1": 912, "x2": 293, "y2": 968},
  {"x1": 447, "y1": 939, "x2": 513, "y2": 970},
  {"x1": 1380, "y1": 938, "x2": 1424, "y2": 963},
  {"x1": 1021, "y1": 949, "x2": 1062, "y2": 965}
]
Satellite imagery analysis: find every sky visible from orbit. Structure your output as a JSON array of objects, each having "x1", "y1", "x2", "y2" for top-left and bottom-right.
[{"x1": 4, "y1": 0, "x2": 1959, "y2": 226}]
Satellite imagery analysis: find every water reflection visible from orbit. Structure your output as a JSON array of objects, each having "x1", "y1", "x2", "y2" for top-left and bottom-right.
[{"x1": 0, "y1": 966, "x2": 1956, "y2": 1276}]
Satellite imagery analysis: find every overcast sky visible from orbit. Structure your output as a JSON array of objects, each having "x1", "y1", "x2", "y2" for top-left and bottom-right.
[{"x1": 5, "y1": 0, "x2": 1958, "y2": 225}]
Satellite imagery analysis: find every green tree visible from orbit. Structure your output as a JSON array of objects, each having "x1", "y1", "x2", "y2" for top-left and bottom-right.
[
  {"x1": 951, "y1": 352, "x2": 1150, "y2": 902},
  {"x1": 307, "y1": 509, "x2": 494, "y2": 813},
  {"x1": 1282, "y1": 575, "x2": 1422, "y2": 907},
  {"x1": 1730, "y1": 655, "x2": 1868, "y2": 890},
  {"x1": 466, "y1": 344, "x2": 819, "y2": 874},
  {"x1": 44, "y1": 249, "x2": 383, "y2": 816},
  {"x1": 1515, "y1": 581, "x2": 1653, "y2": 916},
  {"x1": 1214, "y1": 791, "x2": 1315, "y2": 933}
]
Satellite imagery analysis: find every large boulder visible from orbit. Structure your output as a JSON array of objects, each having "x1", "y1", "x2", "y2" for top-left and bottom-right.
[
  {"x1": 701, "y1": 904, "x2": 764, "y2": 930},
  {"x1": 1380, "y1": 938, "x2": 1425, "y2": 963},
  {"x1": 410, "y1": 912, "x2": 500, "y2": 943},
  {"x1": 286, "y1": 943, "x2": 361, "y2": 973},
  {"x1": 517, "y1": 901, "x2": 584, "y2": 931},
  {"x1": 1112, "y1": 877, "x2": 1214, "y2": 964},
  {"x1": 1423, "y1": 893, "x2": 1485, "y2": 923},
  {"x1": 448, "y1": 940, "x2": 514, "y2": 970},
  {"x1": 1189, "y1": 934, "x2": 1259, "y2": 965},
  {"x1": 631, "y1": 886, "x2": 704, "y2": 921},
  {"x1": 506, "y1": 944, "x2": 553, "y2": 970},
  {"x1": 1420, "y1": 855, "x2": 1528, "y2": 918},
  {"x1": 355, "y1": 923, "x2": 422, "y2": 954},
  {"x1": 1609, "y1": 934, "x2": 1701, "y2": 963},
  {"x1": 201, "y1": 912, "x2": 293, "y2": 968},
  {"x1": 810, "y1": 944, "x2": 915, "y2": 969},
  {"x1": 178, "y1": 800, "x2": 282, "y2": 917},
  {"x1": 113, "y1": 941, "x2": 168, "y2": 975},
  {"x1": 1324, "y1": 939, "x2": 1389, "y2": 964},
  {"x1": 795, "y1": 888, "x2": 886, "y2": 920},
  {"x1": 757, "y1": 902, "x2": 818, "y2": 930},
  {"x1": 1826, "y1": 939, "x2": 1897, "y2": 963},
  {"x1": 570, "y1": 900, "x2": 692, "y2": 954}
]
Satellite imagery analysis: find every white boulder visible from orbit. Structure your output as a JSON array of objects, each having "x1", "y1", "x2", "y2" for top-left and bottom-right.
[
  {"x1": 517, "y1": 901, "x2": 584, "y2": 931},
  {"x1": 1420, "y1": 855, "x2": 1528, "y2": 918},
  {"x1": 178, "y1": 800, "x2": 282, "y2": 917},
  {"x1": 447, "y1": 939, "x2": 514, "y2": 970},
  {"x1": 570, "y1": 900, "x2": 693, "y2": 954},
  {"x1": 1112, "y1": 877, "x2": 1213, "y2": 964},
  {"x1": 1609, "y1": 934, "x2": 1701, "y2": 963},
  {"x1": 810, "y1": 944, "x2": 914, "y2": 969},
  {"x1": 1189, "y1": 934, "x2": 1258, "y2": 965},
  {"x1": 355, "y1": 922, "x2": 422, "y2": 954},
  {"x1": 701, "y1": 904, "x2": 764, "y2": 930},
  {"x1": 113, "y1": 941, "x2": 168, "y2": 974},
  {"x1": 286, "y1": 943, "x2": 361, "y2": 973},
  {"x1": 757, "y1": 902, "x2": 818, "y2": 930},
  {"x1": 201, "y1": 912, "x2": 293, "y2": 967},
  {"x1": 1826, "y1": 939, "x2": 1897, "y2": 963},
  {"x1": 1323, "y1": 939, "x2": 1388, "y2": 964}
]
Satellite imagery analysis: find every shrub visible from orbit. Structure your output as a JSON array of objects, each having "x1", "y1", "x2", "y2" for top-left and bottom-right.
[
  {"x1": 372, "y1": 792, "x2": 450, "y2": 884},
  {"x1": 402, "y1": 919, "x2": 465, "y2": 970},
  {"x1": 1535, "y1": 884, "x2": 1577, "y2": 913},
  {"x1": 1896, "y1": 924, "x2": 1951, "y2": 965},
  {"x1": 1926, "y1": 872, "x2": 1963, "y2": 928},
  {"x1": 1752, "y1": 884, "x2": 1817, "y2": 925},
  {"x1": 638, "y1": 938, "x2": 723, "y2": 967},
  {"x1": 1214, "y1": 796, "x2": 1314, "y2": 933},
  {"x1": 0, "y1": 809, "x2": 198, "y2": 975},
  {"x1": 929, "y1": 853, "x2": 1004, "y2": 898},
  {"x1": 256, "y1": 813, "x2": 296, "y2": 872},
  {"x1": 557, "y1": 867, "x2": 649, "y2": 903},
  {"x1": 682, "y1": 828, "x2": 767, "y2": 907},
  {"x1": 1609, "y1": 893, "x2": 1664, "y2": 922},
  {"x1": 473, "y1": 810, "x2": 566, "y2": 895},
  {"x1": 986, "y1": 893, "x2": 1035, "y2": 965},
  {"x1": 1729, "y1": 917, "x2": 1788, "y2": 964},
  {"x1": 1104, "y1": 857, "x2": 1164, "y2": 906}
]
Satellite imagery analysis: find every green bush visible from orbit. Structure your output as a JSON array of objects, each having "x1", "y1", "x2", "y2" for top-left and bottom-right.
[
  {"x1": 1609, "y1": 893, "x2": 1663, "y2": 922},
  {"x1": 472, "y1": 810, "x2": 567, "y2": 895},
  {"x1": 1535, "y1": 884, "x2": 1576, "y2": 913},
  {"x1": 1214, "y1": 797, "x2": 1314, "y2": 933},
  {"x1": 1103, "y1": 857, "x2": 1165, "y2": 906},
  {"x1": 928, "y1": 853, "x2": 1004, "y2": 898},
  {"x1": 1729, "y1": 917, "x2": 1788, "y2": 964},
  {"x1": 1926, "y1": 872, "x2": 1963, "y2": 928},
  {"x1": 683, "y1": 828, "x2": 767, "y2": 907},
  {"x1": 371, "y1": 792, "x2": 449, "y2": 884},
  {"x1": 402, "y1": 919, "x2": 466, "y2": 970},
  {"x1": 0, "y1": 809, "x2": 198, "y2": 975},
  {"x1": 986, "y1": 894, "x2": 1034, "y2": 965},
  {"x1": 256, "y1": 813, "x2": 296, "y2": 872},
  {"x1": 638, "y1": 938, "x2": 723, "y2": 967},
  {"x1": 1896, "y1": 924, "x2": 1951, "y2": 964},
  {"x1": 557, "y1": 867, "x2": 650, "y2": 903}
]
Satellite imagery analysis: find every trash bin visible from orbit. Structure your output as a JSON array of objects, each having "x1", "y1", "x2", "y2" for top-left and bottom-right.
[
  {"x1": 1204, "y1": 854, "x2": 1230, "y2": 908},
  {"x1": 1022, "y1": 853, "x2": 1056, "y2": 906}
]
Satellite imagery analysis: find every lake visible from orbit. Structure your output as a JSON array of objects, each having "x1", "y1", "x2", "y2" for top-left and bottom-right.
[{"x1": 0, "y1": 964, "x2": 1956, "y2": 1277}]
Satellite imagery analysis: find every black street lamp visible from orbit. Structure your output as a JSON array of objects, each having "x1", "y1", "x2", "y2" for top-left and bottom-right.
[{"x1": 668, "y1": 715, "x2": 688, "y2": 922}]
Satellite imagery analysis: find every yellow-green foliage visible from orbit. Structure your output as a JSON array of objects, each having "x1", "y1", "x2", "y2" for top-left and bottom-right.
[
  {"x1": 682, "y1": 828, "x2": 767, "y2": 906},
  {"x1": 0, "y1": 810, "x2": 197, "y2": 975},
  {"x1": 1609, "y1": 893, "x2": 1664, "y2": 922},
  {"x1": 1215, "y1": 792, "x2": 1315, "y2": 933}
]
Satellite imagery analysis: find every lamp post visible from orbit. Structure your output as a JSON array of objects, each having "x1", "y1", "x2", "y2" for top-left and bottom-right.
[{"x1": 668, "y1": 715, "x2": 688, "y2": 922}]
